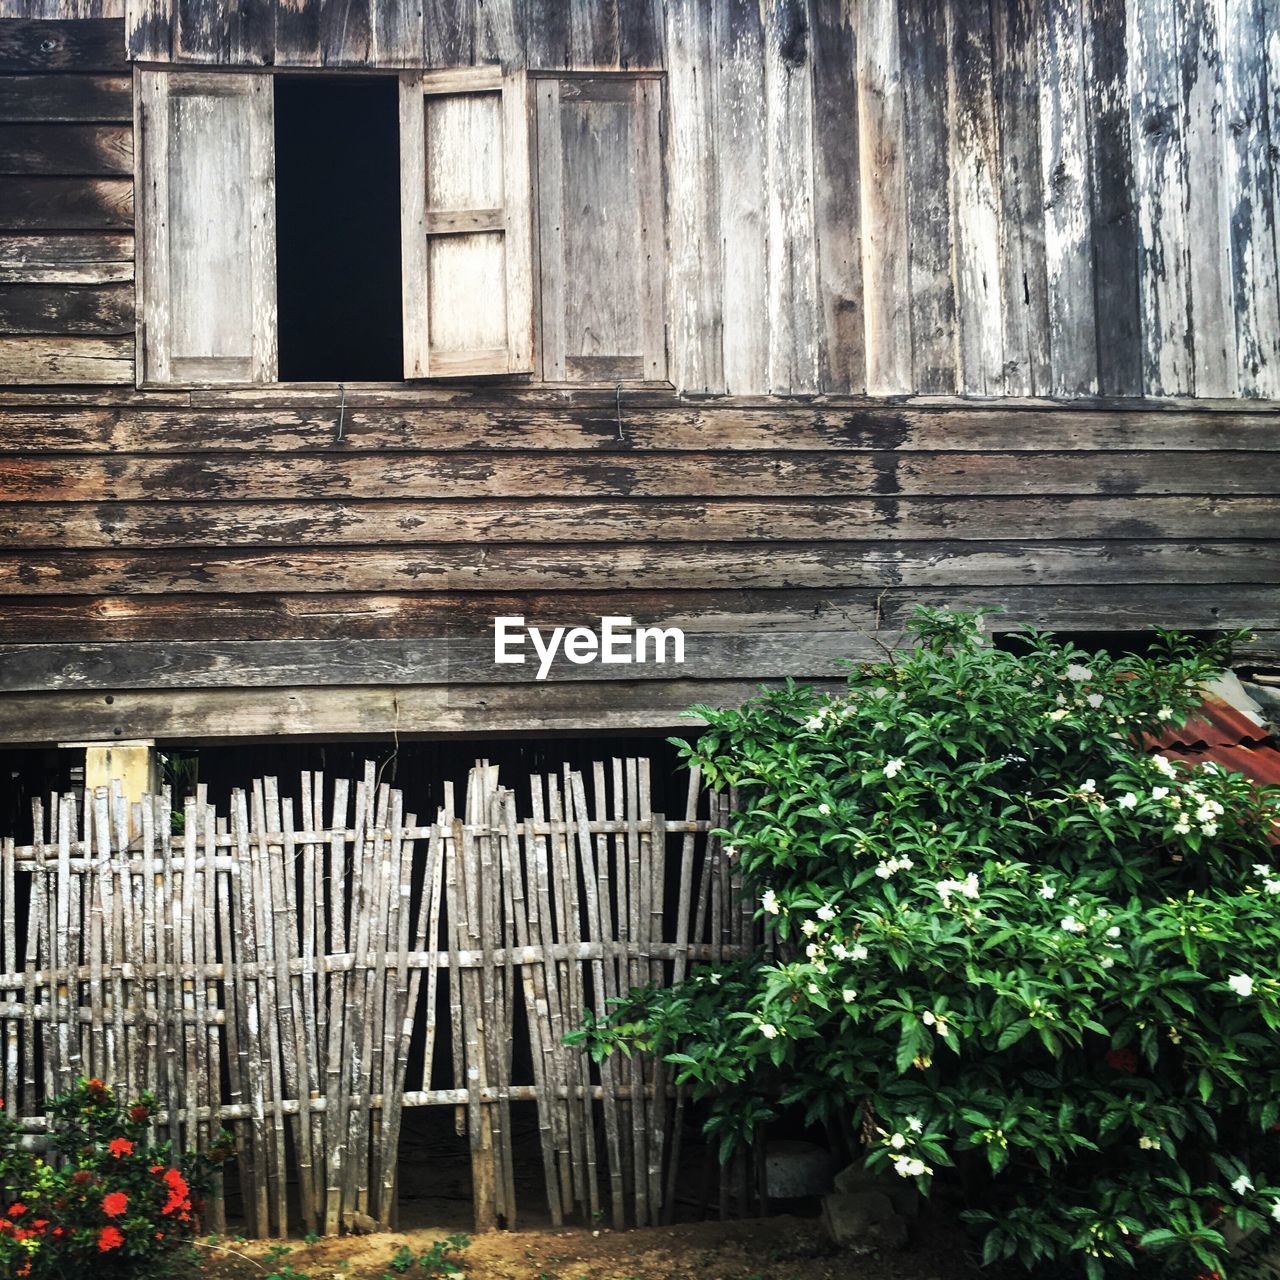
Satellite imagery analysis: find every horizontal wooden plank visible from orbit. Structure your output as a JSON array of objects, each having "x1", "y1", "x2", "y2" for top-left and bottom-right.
[
  {"x1": 0, "y1": 20, "x2": 127, "y2": 73},
  {"x1": 1, "y1": 495, "x2": 1273, "y2": 548},
  {"x1": 0, "y1": 632, "x2": 895, "y2": 690},
  {"x1": 0, "y1": 335, "x2": 132, "y2": 383},
  {"x1": 0, "y1": 176, "x2": 131, "y2": 230},
  {"x1": 0, "y1": 282, "x2": 132, "y2": 334},
  {"x1": 0, "y1": 123, "x2": 132, "y2": 174},
  {"x1": 0, "y1": 583, "x2": 1271, "y2": 643},
  {"x1": 1, "y1": 451, "x2": 1276, "y2": 500},
  {"x1": 0, "y1": 73, "x2": 132, "y2": 121},
  {"x1": 0, "y1": 233, "x2": 133, "y2": 284},
  {"x1": 0, "y1": 679, "x2": 808, "y2": 745},
  {"x1": 1, "y1": 541, "x2": 1273, "y2": 595},
  {"x1": 4, "y1": 403, "x2": 1279, "y2": 452}
]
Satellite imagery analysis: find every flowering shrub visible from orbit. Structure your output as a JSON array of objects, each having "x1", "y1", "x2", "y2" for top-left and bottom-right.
[
  {"x1": 0, "y1": 1078, "x2": 227, "y2": 1278},
  {"x1": 573, "y1": 611, "x2": 1280, "y2": 1278}
]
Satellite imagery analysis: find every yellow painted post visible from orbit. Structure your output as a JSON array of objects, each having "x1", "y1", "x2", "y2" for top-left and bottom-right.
[{"x1": 63, "y1": 739, "x2": 159, "y2": 834}]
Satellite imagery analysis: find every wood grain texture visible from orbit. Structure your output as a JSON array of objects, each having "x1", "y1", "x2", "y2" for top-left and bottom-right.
[
  {"x1": 0, "y1": 282, "x2": 132, "y2": 334},
  {"x1": 0, "y1": 583, "x2": 1271, "y2": 644},
  {"x1": 0, "y1": 335, "x2": 132, "y2": 382},
  {"x1": 6, "y1": 401, "x2": 1279, "y2": 452},
  {"x1": 0, "y1": 18, "x2": 126, "y2": 71},
  {"x1": 0, "y1": 176, "x2": 131, "y2": 230},
  {"x1": 0, "y1": 72, "x2": 131, "y2": 121},
  {"x1": 0, "y1": 234, "x2": 133, "y2": 284},
  {"x1": 0, "y1": 541, "x2": 1272, "y2": 595},
  {"x1": 4, "y1": 495, "x2": 1273, "y2": 549},
  {"x1": 0, "y1": 123, "x2": 132, "y2": 175},
  {"x1": 1040, "y1": 0, "x2": 1098, "y2": 395},
  {"x1": 5, "y1": 449, "x2": 1277, "y2": 501}
]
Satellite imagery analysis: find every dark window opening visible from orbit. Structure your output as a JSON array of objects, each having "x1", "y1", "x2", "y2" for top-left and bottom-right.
[{"x1": 274, "y1": 76, "x2": 403, "y2": 381}]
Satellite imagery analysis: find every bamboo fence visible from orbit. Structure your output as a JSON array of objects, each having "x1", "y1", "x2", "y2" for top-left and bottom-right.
[{"x1": 0, "y1": 759, "x2": 754, "y2": 1237}]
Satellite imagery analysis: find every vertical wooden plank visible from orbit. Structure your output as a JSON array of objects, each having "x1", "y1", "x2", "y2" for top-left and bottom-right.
[
  {"x1": 275, "y1": 0, "x2": 323, "y2": 66},
  {"x1": 323, "y1": 777, "x2": 349, "y2": 1235},
  {"x1": 1180, "y1": 0, "x2": 1236, "y2": 396},
  {"x1": 319, "y1": 0, "x2": 372, "y2": 63},
  {"x1": 373, "y1": 0, "x2": 424, "y2": 64},
  {"x1": 946, "y1": 0, "x2": 1004, "y2": 394},
  {"x1": 176, "y1": 0, "x2": 274, "y2": 63},
  {"x1": 424, "y1": 0, "x2": 473, "y2": 65},
  {"x1": 502, "y1": 70, "x2": 536, "y2": 374},
  {"x1": 570, "y1": 0, "x2": 620, "y2": 68},
  {"x1": 858, "y1": 0, "x2": 912, "y2": 393},
  {"x1": 808, "y1": 0, "x2": 865, "y2": 394},
  {"x1": 1222, "y1": 0, "x2": 1280, "y2": 397},
  {"x1": 666, "y1": 0, "x2": 724, "y2": 392},
  {"x1": 526, "y1": 0, "x2": 570, "y2": 68},
  {"x1": 475, "y1": 0, "x2": 524, "y2": 66},
  {"x1": 128, "y1": 0, "x2": 174, "y2": 60},
  {"x1": 1081, "y1": 0, "x2": 1142, "y2": 395},
  {"x1": 1128, "y1": 0, "x2": 1192, "y2": 395},
  {"x1": 619, "y1": 0, "x2": 663, "y2": 68},
  {"x1": 898, "y1": 0, "x2": 956, "y2": 393},
  {"x1": 991, "y1": 0, "x2": 1052, "y2": 395},
  {"x1": 714, "y1": 0, "x2": 768, "y2": 394},
  {"x1": 764, "y1": 0, "x2": 821, "y2": 394}
]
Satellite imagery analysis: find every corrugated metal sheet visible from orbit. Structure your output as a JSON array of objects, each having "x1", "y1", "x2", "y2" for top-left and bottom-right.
[{"x1": 1148, "y1": 694, "x2": 1280, "y2": 840}]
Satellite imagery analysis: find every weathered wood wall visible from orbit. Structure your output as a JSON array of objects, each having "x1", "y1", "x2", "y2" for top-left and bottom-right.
[
  {"x1": 4, "y1": 4, "x2": 1280, "y2": 396},
  {"x1": 0, "y1": 385, "x2": 1277, "y2": 742},
  {"x1": 0, "y1": 17, "x2": 134, "y2": 382}
]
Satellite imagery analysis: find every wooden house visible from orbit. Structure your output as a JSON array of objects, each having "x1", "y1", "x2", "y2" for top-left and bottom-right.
[{"x1": 0, "y1": 0, "x2": 1277, "y2": 760}]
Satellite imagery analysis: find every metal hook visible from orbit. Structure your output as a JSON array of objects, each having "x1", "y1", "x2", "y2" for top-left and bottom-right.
[
  {"x1": 335, "y1": 382, "x2": 347, "y2": 443},
  {"x1": 615, "y1": 382, "x2": 624, "y2": 443}
]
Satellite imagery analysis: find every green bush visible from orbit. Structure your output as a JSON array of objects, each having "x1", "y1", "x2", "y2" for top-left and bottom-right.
[
  {"x1": 0, "y1": 1078, "x2": 227, "y2": 1279},
  {"x1": 572, "y1": 610, "x2": 1280, "y2": 1278}
]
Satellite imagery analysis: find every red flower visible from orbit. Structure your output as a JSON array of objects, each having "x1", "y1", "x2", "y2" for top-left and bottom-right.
[
  {"x1": 102, "y1": 1191, "x2": 128, "y2": 1218},
  {"x1": 161, "y1": 1167, "x2": 190, "y2": 1215},
  {"x1": 108, "y1": 1137, "x2": 134, "y2": 1158},
  {"x1": 7, "y1": 1203, "x2": 27, "y2": 1218},
  {"x1": 86, "y1": 1078, "x2": 106, "y2": 1092},
  {"x1": 129, "y1": 1104, "x2": 149, "y2": 1123},
  {"x1": 98, "y1": 1225, "x2": 124, "y2": 1252},
  {"x1": 71, "y1": 1170, "x2": 94, "y2": 1186},
  {"x1": 1105, "y1": 1047, "x2": 1138, "y2": 1074}
]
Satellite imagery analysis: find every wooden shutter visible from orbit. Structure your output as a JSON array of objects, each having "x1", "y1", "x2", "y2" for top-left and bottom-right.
[
  {"x1": 400, "y1": 68, "x2": 533, "y2": 378},
  {"x1": 535, "y1": 76, "x2": 666, "y2": 383},
  {"x1": 137, "y1": 71, "x2": 276, "y2": 385}
]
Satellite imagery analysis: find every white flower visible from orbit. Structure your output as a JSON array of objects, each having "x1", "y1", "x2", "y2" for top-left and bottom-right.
[
  {"x1": 1201, "y1": 821, "x2": 1219, "y2": 836},
  {"x1": 1138, "y1": 1136, "x2": 1160, "y2": 1150},
  {"x1": 1038, "y1": 881, "x2": 1057, "y2": 900},
  {"x1": 960, "y1": 873, "x2": 980, "y2": 900},
  {"x1": 1047, "y1": 709, "x2": 1069, "y2": 722},
  {"x1": 1265, "y1": 880, "x2": 1280, "y2": 896},
  {"x1": 921, "y1": 1010, "x2": 936, "y2": 1026},
  {"x1": 801, "y1": 919, "x2": 820, "y2": 937},
  {"x1": 1106, "y1": 926, "x2": 1121, "y2": 939},
  {"x1": 708, "y1": 972, "x2": 722, "y2": 985},
  {"x1": 804, "y1": 715, "x2": 824, "y2": 731},
  {"x1": 906, "y1": 1115, "x2": 923, "y2": 1133},
  {"x1": 1087, "y1": 693, "x2": 1104, "y2": 709},
  {"x1": 1232, "y1": 1174, "x2": 1254, "y2": 1195},
  {"x1": 850, "y1": 943, "x2": 868, "y2": 962},
  {"x1": 760, "y1": 1023, "x2": 779, "y2": 1040},
  {"x1": 1116, "y1": 793, "x2": 1138, "y2": 811},
  {"x1": 805, "y1": 942, "x2": 821, "y2": 960},
  {"x1": 884, "y1": 758, "x2": 905, "y2": 779},
  {"x1": 831, "y1": 942, "x2": 849, "y2": 960},
  {"x1": 1060, "y1": 916, "x2": 1086, "y2": 934},
  {"x1": 1173, "y1": 816, "x2": 1192, "y2": 835},
  {"x1": 1152, "y1": 787, "x2": 1170, "y2": 800},
  {"x1": 1065, "y1": 663, "x2": 1093, "y2": 682},
  {"x1": 1272, "y1": 1201, "x2": 1280, "y2": 1223},
  {"x1": 875, "y1": 862, "x2": 894, "y2": 879},
  {"x1": 1228, "y1": 974, "x2": 1255, "y2": 997},
  {"x1": 817, "y1": 903, "x2": 836, "y2": 922},
  {"x1": 807, "y1": 983, "x2": 820, "y2": 995},
  {"x1": 1152, "y1": 754, "x2": 1177, "y2": 779},
  {"x1": 889, "y1": 1132, "x2": 906, "y2": 1150},
  {"x1": 1100, "y1": 956, "x2": 1115, "y2": 970},
  {"x1": 1254, "y1": 864, "x2": 1271, "y2": 878},
  {"x1": 817, "y1": 802, "x2": 831, "y2": 816},
  {"x1": 842, "y1": 989, "x2": 857, "y2": 1003},
  {"x1": 724, "y1": 845, "x2": 738, "y2": 861},
  {"x1": 761, "y1": 888, "x2": 780, "y2": 915},
  {"x1": 892, "y1": 1156, "x2": 929, "y2": 1178},
  {"x1": 1080, "y1": 778, "x2": 1097, "y2": 794},
  {"x1": 1195, "y1": 800, "x2": 1224, "y2": 822},
  {"x1": 1158, "y1": 706, "x2": 1175, "y2": 720}
]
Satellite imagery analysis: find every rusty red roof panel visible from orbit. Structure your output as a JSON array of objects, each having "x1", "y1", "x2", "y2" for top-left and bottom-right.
[
  {"x1": 1148, "y1": 692, "x2": 1271, "y2": 751},
  {"x1": 1161, "y1": 744, "x2": 1280, "y2": 789}
]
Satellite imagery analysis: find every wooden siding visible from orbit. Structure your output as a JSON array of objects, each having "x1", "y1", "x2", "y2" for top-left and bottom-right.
[
  {"x1": 0, "y1": 17, "x2": 133, "y2": 382},
  {"x1": 0, "y1": 386, "x2": 1276, "y2": 741}
]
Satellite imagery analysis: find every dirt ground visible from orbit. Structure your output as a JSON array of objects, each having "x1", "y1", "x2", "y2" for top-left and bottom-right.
[{"x1": 198, "y1": 1212, "x2": 978, "y2": 1280}]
